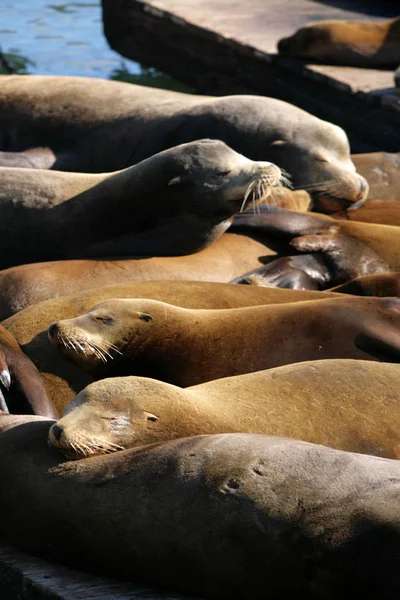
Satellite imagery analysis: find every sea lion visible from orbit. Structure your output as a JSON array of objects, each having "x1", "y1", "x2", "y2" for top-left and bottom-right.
[
  {"x1": 0, "y1": 230, "x2": 292, "y2": 321},
  {"x1": 277, "y1": 17, "x2": 400, "y2": 69},
  {"x1": 0, "y1": 324, "x2": 57, "y2": 417},
  {"x1": 0, "y1": 75, "x2": 368, "y2": 211},
  {"x1": 231, "y1": 207, "x2": 399, "y2": 284},
  {"x1": 1, "y1": 417, "x2": 400, "y2": 599},
  {"x1": 3, "y1": 281, "x2": 341, "y2": 413},
  {"x1": 48, "y1": 296, "x2": 400, "y2": 387},
  {"x1": 0, "y1": 139, "x2": 283, "y2": 269},
  {"x1": 333, "y1": 200, "x2": 400, "y2": 226},
  {"x1": 351, "y1": 152, "x2": 400, "y2": 202},
  {"x1": 49, "y1": 359, "x2": 400, "y2": 460},
  {"x1": 331, "y1": 272, "x2": 400, "y2": 297}
]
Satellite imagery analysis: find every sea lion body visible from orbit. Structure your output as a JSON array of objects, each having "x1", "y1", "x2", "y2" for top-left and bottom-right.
[
  {"x1": 331, "y1": 272, "x2": 400, "y2": 297},
  {"x1": 3, "y1": 281, "x2": 340, "y2": 413},
  {"x1": 49, "y1": 296, "x2": 400, "y2": 387},
  {"x1": 333, "y1": 200, "x2": 400, "y2": 226},
  {"x1": 1, "y1": 417, "x2": 400, "y2": 599},
  {"x1": 50, "y1": 359, "x2": 400, "y2": 460},
  {"x1": 352, "y1": 152, "x2": 400, "y2": 202},
  {"x1": 0, "y1": 231, "x2": 291, "y2": 320},
  {"x1": 0, "y1": 75, "x2": 368, "y2": 210},
  {"x1": 278, "y1": 17, "x2": 400, "y2": 68},
  {"x1": 0, "y1": 139, "x2": 282, "y2": 268}
]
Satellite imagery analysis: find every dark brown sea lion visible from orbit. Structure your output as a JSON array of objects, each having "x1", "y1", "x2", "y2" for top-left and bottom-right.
[
  {"x1": 0, "y1": 230, "x2": 291, "y2": 321},
  {"x1": 48, "y1": 296, "x2": 400, "y2": 387},
  {"x1": 0, "y1": 324, "x2": 57, "y2": 417},
  {"x1": 231, "y1": 207, "x2": 399, "y2": 285},
  {"x1": 3, "y1": 281, "x2": 340, "y2": 413},
  {"x1": 1, "y1": 416, "x2": 400, "y2": 599},
  {"x1": 0, "y1": 139, "x2": 283, "y2": 269},
  {"x1": 351, "y1": 152, "x2": 400, "y2": 202},
  {"x1": 49, "y1": 359, "x2": 400, "y2": 460},
  {"x1": 0, "y1": 75, "x2": 368, "y2": 211},
  {"x1": 277, "y1": 17, "x2": 400, "y2": 69}
]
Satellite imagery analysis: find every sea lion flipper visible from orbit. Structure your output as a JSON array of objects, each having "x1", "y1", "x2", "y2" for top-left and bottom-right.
[{"x1": 231, "y1": 207, "x2": 332, "y2": 238}]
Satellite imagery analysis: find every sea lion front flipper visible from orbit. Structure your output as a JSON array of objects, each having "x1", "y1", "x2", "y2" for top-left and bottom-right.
[
  {"x1": 291, "y1": 226, "x2": 390, "y2": 284},
  {"x1": 0, "y1": 147, "x2": 57, "y2": 169},
  {"x1": 86, "y1": 215, "x2": 232, "y2": 258},
  {"x1": 231, "y1": 206, "x2": 332, "y2": 238},
  {"x1": 231, "y1": 254, "x2": 331, "y2": 290}
]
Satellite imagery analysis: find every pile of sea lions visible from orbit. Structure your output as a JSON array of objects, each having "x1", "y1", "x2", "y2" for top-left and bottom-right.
[{"x1": 0, "y1": 73, "x2": 400, "y2": 599}]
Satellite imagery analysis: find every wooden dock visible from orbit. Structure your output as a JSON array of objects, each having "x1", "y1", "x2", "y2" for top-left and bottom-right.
[
  {"x1": 0, "y1": 541, "x2": 199, "y2": 600},
  {"x1": 101, "y1": 0, "x2": 400, "y2": 152}
]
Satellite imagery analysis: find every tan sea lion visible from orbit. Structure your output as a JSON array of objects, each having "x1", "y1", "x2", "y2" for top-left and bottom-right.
[
  {"x1": 333, "y1": 200, "x2": 400, "y2": 226},
  {"x1": 231, "y1": 207, "x2": 399, "y2": 284},
  {"x1": 0, "y1": 139, "x2": 283, "y2": 269},
  {"x1": 0, "y1": 230, "x2": 292, "y2": 321},
  {"x1": 3, "y1": 281, "x2": 341, "y2": 413},
  {"x1": 49, "y1": 359, "x2": 400, "y2": 460},
  {"x1": 331, "y1": 272, "x2": 400, "y2": 296},
  {"x1": 351, "y1": 152, "x2": 400, "y2": 202},
  {"x1": 0, "y1": 324, "x2": 57, "y2": 418},
  {"x1": 48, "y1": 296, "x2": 400, "y2": 387},
  {"x1": 277, "y1": 17, "x2": 400, "y2": 69},
  {"x1": 1, "y1": 416, "x2": 400, "y2": 599},
  {"x1": 0, "y1": 75, "x2": 368, "y2": 210}
]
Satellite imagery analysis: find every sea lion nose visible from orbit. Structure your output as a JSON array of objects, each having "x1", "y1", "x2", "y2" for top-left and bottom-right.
[
  {"x1": 277, "y1": 37, "x2": 289, "y2": 53},
  {"x1": 358, "y1": 177, "x2": 369, "y2": 200},
  {"x1": 51, "y1": 424, "x2": 63, "y2": 442},
  {"x1": 48, "y1": 322, "x2": 59, "y2": 338}
]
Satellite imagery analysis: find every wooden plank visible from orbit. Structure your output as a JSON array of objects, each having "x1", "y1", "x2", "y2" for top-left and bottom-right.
[
  {"x1": 101, "y1": 0, "x2": 400, "y2": 152},
  {"x1": 0, "y1": 540, "x2": 200, "y2": 600}
]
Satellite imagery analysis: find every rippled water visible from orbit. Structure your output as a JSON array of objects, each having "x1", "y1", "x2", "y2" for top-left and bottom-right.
[{"x1": 0, "y1": 0, "x2": 191, "y2": 90}]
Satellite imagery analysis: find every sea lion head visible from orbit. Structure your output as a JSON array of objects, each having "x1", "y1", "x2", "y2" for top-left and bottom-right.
[
  {"x1": 163, "y1": 139, "x2": 283, "y2": 216},
  {"x1": 47, "y1": 298, "x2": 173, "y2": 371},
  {"x1": 277, "y1": 23, "x2": 331, "y2": 59},
  {"x1": 47, "y1": 377, "x2": 163, "y2": 459}
]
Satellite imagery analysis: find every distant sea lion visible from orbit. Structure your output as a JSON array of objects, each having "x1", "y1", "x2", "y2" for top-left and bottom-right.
[
  {"x1": 0, "y1": 139, "x2": 283, "y2": 269},
  {"x1": 0, "y1": 324, "x2": 57, "y2": 417},
  {"x1": 2, "y1": 417, "x2": 400, "y2": 599},
  {"x1": 0, "y1": 75, "x2": 368, "y2": 211},
  {"x1": 49, "y1": 359, "x2": 400, "y2": 460},
  {"x1": 231, "y1": 207, "x2": 398, "y2": 285},
  {"x1": 3, "y1": 281, "x2": 340, "y2": 413},
  {"x1": 277, "y1": 17, "x2": 400, "y2": 69},
  {"x1": 48, "y1": 296, "x2": 400, "y2": 387},
  {"x1": 0, "y1": 230, "x2": 292, "y2": 321},
  {"x1": 351, "y1": 152, "x2": 400, "y2": 202}
]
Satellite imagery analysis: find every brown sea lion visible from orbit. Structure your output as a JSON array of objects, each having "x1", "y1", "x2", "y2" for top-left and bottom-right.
[
  {"x1": 1, "y1": 416, "x2": 400, "y2": 599},
  {"x1": 0, "y1": 139, "x2": 283, "y2": 269},
  {"x1": 0, "y1": 230, "x2": 292, "y2": 321},
  {"x1": 48, "y1": 296, "x2": 400, "y2": 387},
  {"x1": 0, "y1": 324, "x2": 57, "y2": 417},
  {"x1": 351, "y1": 152, "x2": 400, "y2": 202},
  {"x1": 0, "y1": 75, "x2": 368, "y2": 210},
  {"x1": 3, "y1": 281, "x2": 341, "y2": 413},
  {"x1": 333, "y1": 200, "x2": 400, "y2": 226},
  {"x1": 330, "y1": 272, "x2": 400, "y2": 297},
  {"x1": 49, "y1": 359, "x2": 400, "y2": 460},
  {"x1": 231, "y1": 207, "x2": 399, "y2": 284},
  {"x1": 277, "y1": 17, "x2": 400, "y2": 69}
]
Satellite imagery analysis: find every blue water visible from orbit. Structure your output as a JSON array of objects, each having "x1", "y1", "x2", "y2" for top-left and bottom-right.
[{"x1": 0, "y1": 0, "x2": 191, "y2": 90}]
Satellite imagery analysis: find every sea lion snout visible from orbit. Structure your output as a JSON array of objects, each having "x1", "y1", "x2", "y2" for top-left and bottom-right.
[
  {"x1": 48, "y1": 322, "x2": 59, "y2": 340},
  {"x1": 51, "y1": 424, "x2": 63, "y2": 442}
]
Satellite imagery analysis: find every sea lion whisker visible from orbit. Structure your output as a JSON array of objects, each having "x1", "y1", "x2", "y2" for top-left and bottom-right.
[{"x1": 240, "y1": 180, "x2": 256, "y2": 212}]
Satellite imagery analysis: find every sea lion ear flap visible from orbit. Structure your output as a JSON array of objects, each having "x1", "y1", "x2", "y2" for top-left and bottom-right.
[
  {"x1": 138, "y1": 313, "x2": 154, "y2": 323},
  {"x1": 145, "y1": 412, "x2": 159, "y2": 422}
]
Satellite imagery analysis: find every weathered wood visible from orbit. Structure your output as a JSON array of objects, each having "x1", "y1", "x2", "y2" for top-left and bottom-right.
[
  {"x1": 101, "y1": 0, "x2": 400, "y2": 152},
  {"x1": 0, "y1": 540, "x2": 200, "y2": 600}
]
